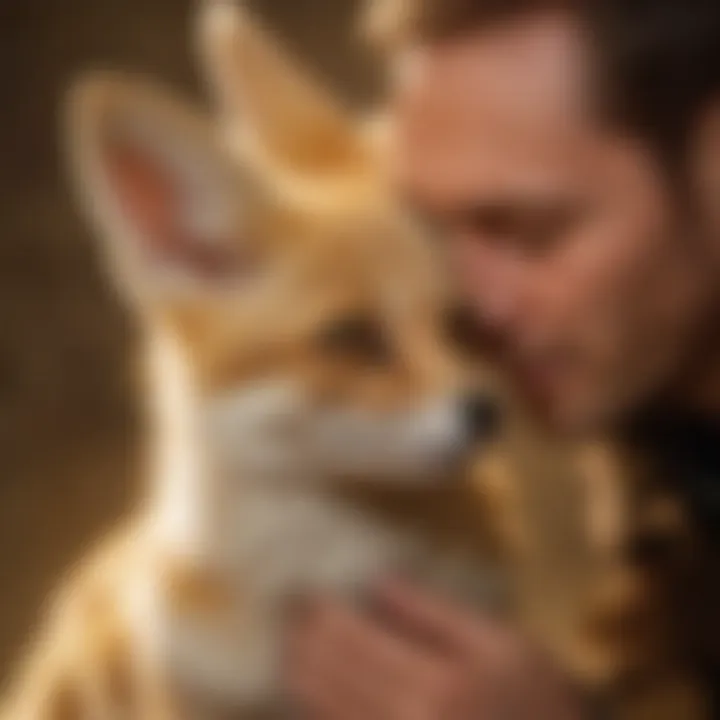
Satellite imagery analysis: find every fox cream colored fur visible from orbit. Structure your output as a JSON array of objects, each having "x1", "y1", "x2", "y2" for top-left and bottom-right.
[{"x1": 0, "y1": 4, "x2": 524, "y2": 717}]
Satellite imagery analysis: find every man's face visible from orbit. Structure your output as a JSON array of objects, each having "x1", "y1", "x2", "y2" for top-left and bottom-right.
[{"x1": 390, "y1": 12, "x2": 717, "y2": 432}]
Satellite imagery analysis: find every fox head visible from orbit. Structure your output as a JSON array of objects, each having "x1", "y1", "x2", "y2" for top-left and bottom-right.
[{"x1": 64, "y1": 0, "x2": 500, "y2": 488}]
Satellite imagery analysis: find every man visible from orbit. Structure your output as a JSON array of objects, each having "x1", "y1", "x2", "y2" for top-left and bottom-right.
[{"x1": 287, "y1": 0, "x2": 720, "y2": 717}]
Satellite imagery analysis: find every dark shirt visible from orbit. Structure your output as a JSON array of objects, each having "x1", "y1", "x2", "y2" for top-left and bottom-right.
[
  {"x1": 628, "y1": 410, "x2": 720, "y2": 716},
  {"x1": 631, "y1": 412, "x2": 720, "y2": 547}
]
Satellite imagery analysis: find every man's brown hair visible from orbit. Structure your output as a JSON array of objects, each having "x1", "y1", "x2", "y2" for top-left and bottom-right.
[
  {"x1": 364, "y1": 0, "x2": 720, "y2": 169},
  {"x1": 363, "y1": 0, "x2": 562, "y2": 48}
]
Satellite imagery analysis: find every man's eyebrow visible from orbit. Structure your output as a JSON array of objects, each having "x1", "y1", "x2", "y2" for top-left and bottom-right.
[
  {"x1": 400, "y1": 192, "x2": 587, "y2": 237},
  {"x1": 403, "y1": 189, "x2": 579, "y2": 214},
  {"x1": 454, "y1": 195, "x2": 589, "y2": 231}
]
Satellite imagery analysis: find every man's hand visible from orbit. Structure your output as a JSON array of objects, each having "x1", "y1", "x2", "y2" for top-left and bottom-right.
[{"x1": 286, "y1": 580, "x2": 586, "y2": 719}]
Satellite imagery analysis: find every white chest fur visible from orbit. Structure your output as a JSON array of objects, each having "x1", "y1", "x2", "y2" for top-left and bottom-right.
[
  {"x1": 136, "y1": 485, "x2": 503, "y2": 712},
  {"x1": 131, "y1": 333, "x2": 503, "y2": 712}
]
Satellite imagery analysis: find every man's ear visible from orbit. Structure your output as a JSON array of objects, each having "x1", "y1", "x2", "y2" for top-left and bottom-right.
[
  {"x1": 65, "y1": 72, "x2": 267, "y2": 306},
  {"x1": 195, "y1": 0, "x2": 370, "y2": 178}
]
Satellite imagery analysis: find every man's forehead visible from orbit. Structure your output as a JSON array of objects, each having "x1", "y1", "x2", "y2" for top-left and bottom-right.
[
  {"x1": 394, "y1": 12, "x2": 586, "y2": 104},
  {"x1": 387, "y1": 10, "x2": 596, "y2": 207}
]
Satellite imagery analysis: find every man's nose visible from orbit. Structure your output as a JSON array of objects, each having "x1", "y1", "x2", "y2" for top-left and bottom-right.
[{"x1": 449, "y1": 235, "x2": 528, "y2": 332}]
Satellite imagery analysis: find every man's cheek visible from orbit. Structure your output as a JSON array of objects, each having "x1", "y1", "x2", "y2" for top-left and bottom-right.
[{"x1": 542, "y1": 303, "x2": 616, "y2": 414}]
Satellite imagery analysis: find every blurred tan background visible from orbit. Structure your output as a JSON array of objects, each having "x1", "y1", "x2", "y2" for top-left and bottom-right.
[{"x1": 0, "y1": 0, "x2": 382, "y2": 680}]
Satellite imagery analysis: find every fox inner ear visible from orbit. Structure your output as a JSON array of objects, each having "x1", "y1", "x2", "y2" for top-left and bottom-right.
[
  {"x1": 69, "y1": 77, "x2": 266, "y2": 299},
  {"x1": 101, "y1": 132, "x2": 245, "y2": 281}
]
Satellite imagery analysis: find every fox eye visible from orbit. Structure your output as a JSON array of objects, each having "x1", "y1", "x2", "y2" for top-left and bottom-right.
[
  {"x1": 445, "y1": 305, "x2": 494, "y2": 357},
  {"x1": 318, "y1": 315, "x2": 392, "y2": 366}
]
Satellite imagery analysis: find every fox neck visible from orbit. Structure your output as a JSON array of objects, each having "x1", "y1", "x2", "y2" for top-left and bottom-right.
[{"x1": 142, "y1": 326, "x2": 293, "y2": 566}]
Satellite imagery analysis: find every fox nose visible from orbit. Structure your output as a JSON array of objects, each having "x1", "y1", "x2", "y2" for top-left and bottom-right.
[{"x1": 462, "y1": 394, "x2": 501, "y2": 441}]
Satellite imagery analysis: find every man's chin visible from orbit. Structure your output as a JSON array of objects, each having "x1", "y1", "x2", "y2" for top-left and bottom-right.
[{"x1": 506, "y1": 369, "x2": 621, "y2": 435}]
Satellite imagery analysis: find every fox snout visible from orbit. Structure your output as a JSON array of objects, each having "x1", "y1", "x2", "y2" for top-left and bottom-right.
[{"x1": 461, "y1": 393, "x2": 502, "y2": 443}]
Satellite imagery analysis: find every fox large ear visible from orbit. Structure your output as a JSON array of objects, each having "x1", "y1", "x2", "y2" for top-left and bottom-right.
[
  {"x1": 196, "y1": 0, "x2": 368, "y2": 178},
  {"x1": 66, "y1": 73, "x2": 266, "y2": 306}
]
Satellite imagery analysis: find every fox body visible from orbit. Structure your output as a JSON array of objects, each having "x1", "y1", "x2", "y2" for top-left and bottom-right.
[{"x1": 1, "y1": 4, "x2": 513, "y2": 717}]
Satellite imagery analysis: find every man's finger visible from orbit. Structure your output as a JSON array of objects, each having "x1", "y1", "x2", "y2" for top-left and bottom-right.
[
  {"x1": 288, "y1": 599, "x2": 454, "y2": 716},
  {"x1": 286, "y1": 609, "x2": 373, "y2": 719},
  {"x1": 372, "y1": 578, "x2": 509, "y2": 656},
  {"x1": 287, "y1": 663, "x2": 367, "y2": 720},
  {"x1": 315, "y1": 599, "x2": 447, "y2": 684}
]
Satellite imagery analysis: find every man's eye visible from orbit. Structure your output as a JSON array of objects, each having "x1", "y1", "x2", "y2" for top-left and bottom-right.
[
  {"x1": 463, "y1": 203, "x2": 584, "y2": 257},
  {"x1": 318, "y1": 316, "x2": 392, "y2": 365},
  {"x1": 521, "y1": 218, "x2": 566, "y2": 254},
  {"x1": 518, "y1": 207, "x2": 586, "y2": 257}
]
